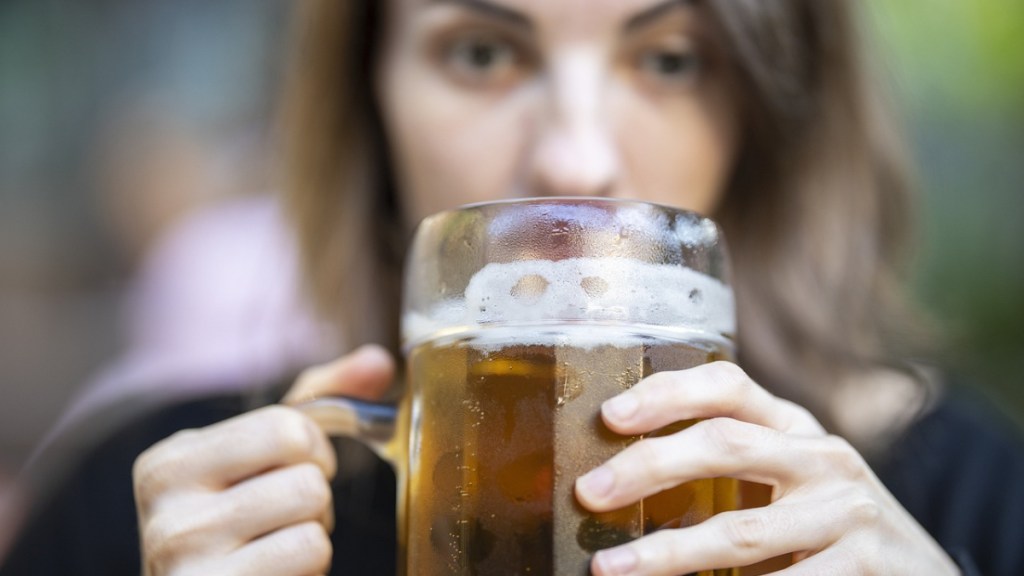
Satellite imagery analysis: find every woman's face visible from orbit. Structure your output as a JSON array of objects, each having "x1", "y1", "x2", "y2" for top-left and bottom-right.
[{"x1": 378, "y1": 0, "x2": 740, "y2": 227}]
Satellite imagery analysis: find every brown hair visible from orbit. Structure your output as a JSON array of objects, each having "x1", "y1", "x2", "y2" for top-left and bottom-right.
[{"x1": 279, "y1": 0, "x2": 923, "y2": 438}]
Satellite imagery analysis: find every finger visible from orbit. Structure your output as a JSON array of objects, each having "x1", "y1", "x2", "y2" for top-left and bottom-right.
[
  {"x1": 134, "y1": 406, "x2": 336, "y2": 506},
  {"x1": 139, "y1": 463, "x2": 333, "y2": 565},
  {"x1": 759, "y1": 544, "x2": 863, "y2": 576},
  {"x1": 284, "y1": 344, "x2": 395, "y2": 404},
  {"x1": 141, "y1": 493, "x2": 234, "y2": 567},
  {"x1": 590, "y1": 499, "x2": 847, "y2": 576},
  {"x1": 601, "y1": 361, "x2": 825, "y2": 437},
  {"x1": 224, "y1": 521, "x2": 332, "y2": 576},
  {"x1": 219, "y1": 463, "x2": 333, "y2": 543},
  {"x1": 577, "y1": 418, "x2": 826, "y2": 511}
]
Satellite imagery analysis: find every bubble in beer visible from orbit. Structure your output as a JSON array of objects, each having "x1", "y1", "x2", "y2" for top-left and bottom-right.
[
  {"x1": 576, "y1": 516, "x2": 635, "y2": 552},
  {"x1": 430, "y1": 515, "x2": 497, "y2": 568},
  {"x1": 433, "y1": 450, "x2": 472, "y2": 497},
  {"x1": 556, "y1": 369, "x2": 584, "y2": 406}
]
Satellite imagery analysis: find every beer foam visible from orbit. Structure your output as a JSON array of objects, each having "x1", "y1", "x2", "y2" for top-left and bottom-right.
[{"x1": 403, "y1": 257, "x2": 734, "y2": 347}]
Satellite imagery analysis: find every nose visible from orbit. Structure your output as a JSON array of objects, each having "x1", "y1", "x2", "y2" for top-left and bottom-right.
[{"x1": 528, "y1": 53, "x2": 620, "y2": 197}]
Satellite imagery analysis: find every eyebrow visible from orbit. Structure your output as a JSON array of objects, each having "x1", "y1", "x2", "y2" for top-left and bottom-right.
[
  {"x1": 429, "y1": 0, "x2": 533, "y2": 29},
  {"x1": 624, "y1": 0, "x2": 695, "y2": 32},
  {"x1": 428, "y1": 0, "x2": 693, "y2": 33}
]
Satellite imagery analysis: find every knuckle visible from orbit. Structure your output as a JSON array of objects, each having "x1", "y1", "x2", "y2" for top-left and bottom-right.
[
  {"x1": 140, "y1": 520, "x2": 171, "y2": 566},
  {"x1": 820, "y1": 435, "x2": 868, "y2": 480},
  {"x1": 706, "y1": 361, "x2": 752, "y2": 396},
  {"x1": 699, "y1": 417, "x2": 753, "y2": 456},
  {"x1": 785, "y1": 400, "x2": 813, "y2": 420},
  {"x1": 822, "y1": 546, "x2": 868, "y2": 576},
  {"x1": 266, "y1": 406, "x2": 319, "y2": 459},
  {"x1": 307, "y1": 525, "x2": 334, "y2": 572},
  {"x1": 133, "y1": 458, "x2": 160, "y2": 507},
  {"x1": 133, "y1": 430, "x2": 201, "y2": 500},
  {"x1": 292, "y1": 463, "x2": 332, "y2": 510},
  {"x1": 142, "y1": 513, "x2": 205, "y2": 567},
  {"x1": 291, "y1": 522, "x2": 333, "y2": 572},
  {"x1": 843, "y1": 490, "x2": 883, "y2": 525},
  {"x1": 850, "y1": 547, "x2": 884, "y2": 576},
  {"x1": 720, "y1": 512, "x2": 768, "y2": 552},
  {"x1": 780, "y1": 400, "x2": 825, "y2": 433},
  {"x1": 640, "y1": 529, "x2": 686, "y2": 570},
  {"x1": 631, "y1": 438, "x2": 671, "y2": 483},
  {"x1": 647, "y1": 371, "x2": 680, "y2": 398}
]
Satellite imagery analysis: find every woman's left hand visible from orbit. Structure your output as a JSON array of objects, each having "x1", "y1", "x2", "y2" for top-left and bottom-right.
[{"x1": 574, "y1": 361, "x2": 960, "y2": 575}]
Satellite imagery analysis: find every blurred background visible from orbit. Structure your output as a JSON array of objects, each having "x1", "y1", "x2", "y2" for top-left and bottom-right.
[
  {"x1": 0, "y1": 0, "x2": 292, "y2": 526},
  {"x1": 0, "y1": 0, "x2": 1022, "y2": 512}
]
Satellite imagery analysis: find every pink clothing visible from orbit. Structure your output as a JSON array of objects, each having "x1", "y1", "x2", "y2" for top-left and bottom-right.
[{"x1": 42, "y1": 195, "x2": 342, "y2": 449}]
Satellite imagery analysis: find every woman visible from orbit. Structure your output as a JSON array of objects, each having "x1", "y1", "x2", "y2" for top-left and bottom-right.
[{"x1": 4, "y1": 0, "x2": 1023, "y2": 574}]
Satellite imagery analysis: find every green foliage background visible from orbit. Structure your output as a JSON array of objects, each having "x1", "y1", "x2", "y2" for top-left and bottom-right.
[{"x1": 868, "y1": 1, "x2": 1024, "y2": 420}]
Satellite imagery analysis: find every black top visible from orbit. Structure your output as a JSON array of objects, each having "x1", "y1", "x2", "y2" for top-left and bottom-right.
[
  {"x1": 3, "y1": 387, "x2": 1023, "y2": 576},
  {"x1": 873, "y1": 389, "x2": 1024, "y2": 576}
]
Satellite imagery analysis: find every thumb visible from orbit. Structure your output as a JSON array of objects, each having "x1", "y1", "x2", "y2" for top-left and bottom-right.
[{"x1": 283, "y1": 344, "x2": 396, "y2": 405}]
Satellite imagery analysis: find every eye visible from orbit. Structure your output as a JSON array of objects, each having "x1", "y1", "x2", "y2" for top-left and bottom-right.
[
  {"x1": 636, "y1": 41, "x2": 702, "y2": 87},
  {"x1": 441, "y1": 34, "x2": 523, "y2": 87}
]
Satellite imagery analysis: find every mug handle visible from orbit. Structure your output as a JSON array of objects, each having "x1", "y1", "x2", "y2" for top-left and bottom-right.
[{"x1": 296, "y1": 398, "x2": 400, "y2": 465}]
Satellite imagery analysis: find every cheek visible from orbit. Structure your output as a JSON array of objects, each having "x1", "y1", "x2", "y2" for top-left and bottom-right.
[
  {"x1": 382, "y1": 63, "x2": 529, "y2": 225},
  {"x1": 614, "y1": 86, "x2": 738, "y2": 215}
]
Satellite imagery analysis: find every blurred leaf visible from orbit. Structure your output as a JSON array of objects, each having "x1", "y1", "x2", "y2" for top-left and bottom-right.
[{"x1": 867, "y1": 0, "x2": 1024, "y2": 114}]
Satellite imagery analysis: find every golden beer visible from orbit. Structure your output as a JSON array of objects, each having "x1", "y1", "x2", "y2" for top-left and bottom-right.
[{"x1": 404, "y1": 325, "x2": 737, "y2": 576}]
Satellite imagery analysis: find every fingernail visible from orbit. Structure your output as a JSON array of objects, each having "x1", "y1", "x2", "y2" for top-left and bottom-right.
[
  {"x1": 603, "y1": 394, "x2": 638, "y2": 422},
  {"x1": 594, "y1": 546, "x2": 638, "y2": 575},
  {"x1": 577, "y1": 466, "x2": 614, "y2": 499}
]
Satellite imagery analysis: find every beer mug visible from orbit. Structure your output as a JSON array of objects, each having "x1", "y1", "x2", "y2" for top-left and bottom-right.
[{"x1": 302, "y1": 198, "x2": 737, "y2": 575}]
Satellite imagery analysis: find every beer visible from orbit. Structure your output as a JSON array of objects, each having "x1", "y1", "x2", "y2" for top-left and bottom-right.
[{"x1": 404, "y1": 325, "x2": 737, "y2": 576}]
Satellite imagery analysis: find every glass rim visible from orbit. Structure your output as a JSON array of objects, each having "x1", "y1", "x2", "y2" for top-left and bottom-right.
[{"x1": 415, "y1": 196, "x2": 714, "y2": 227}]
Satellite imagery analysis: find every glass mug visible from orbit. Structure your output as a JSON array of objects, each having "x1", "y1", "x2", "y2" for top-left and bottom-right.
[{"x1": 301, "y1": 198, "x2": 740, "y2": 576}]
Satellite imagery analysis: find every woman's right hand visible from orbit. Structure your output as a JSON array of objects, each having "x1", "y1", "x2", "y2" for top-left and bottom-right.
[{"x1": 132, "y1": 344, "x2": 395, "y2": 576}]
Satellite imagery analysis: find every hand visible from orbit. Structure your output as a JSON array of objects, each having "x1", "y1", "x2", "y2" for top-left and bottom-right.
[
  {"x1": 574, "y1": 361, "x2": 960, "y2": 576},
  {"x1": 132, "y1": 344, "x2": 395, "y2": 576}
]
